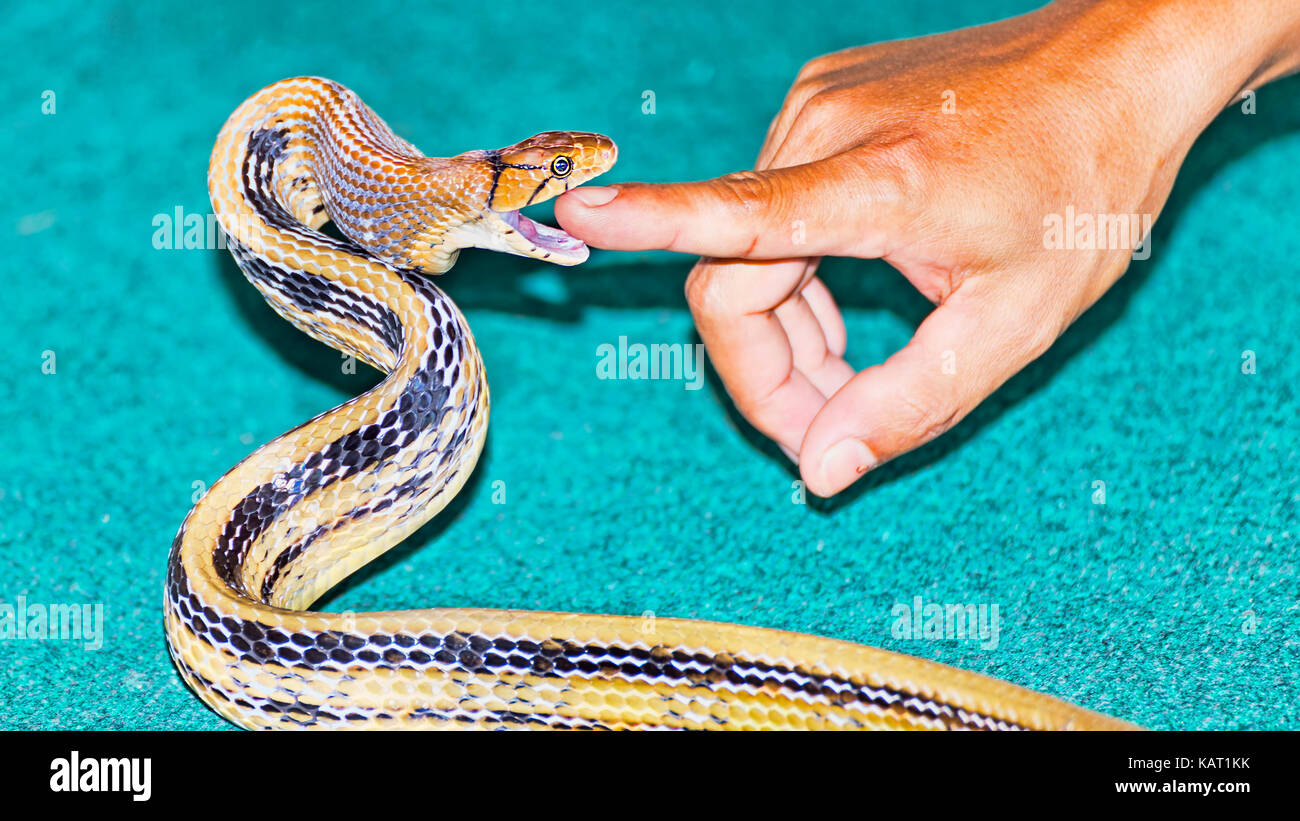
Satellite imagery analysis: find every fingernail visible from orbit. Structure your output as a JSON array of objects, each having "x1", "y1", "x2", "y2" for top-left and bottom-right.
[
  {"x1": 815, "y1": 439, "x2": 878, "y2": 493},
  {"x1": 778, "y1": 443, "x2": 798, "y2": 464},
  {"x1": 567, "y1": 186, "x2": 618, "y2": 207}
]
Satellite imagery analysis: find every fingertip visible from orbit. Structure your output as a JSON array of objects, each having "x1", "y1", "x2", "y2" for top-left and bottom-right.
[
  {"x1": 563, "y1": 186, "x2": 619, "y2": 208},
  {"x1": 555, "y1": 184, "x2": 661, "y2": 249},
  {"x1": 555, "y1": 186, "x2": 617, "y2": 246},
  {"x1": 802, "y1": 437, "x2": 878, "y2": 497}
]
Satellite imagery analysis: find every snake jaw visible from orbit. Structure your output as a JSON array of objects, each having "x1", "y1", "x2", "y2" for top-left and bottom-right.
[{"x1": 489, "y1": 206, "x2": 591, "y2": 265}]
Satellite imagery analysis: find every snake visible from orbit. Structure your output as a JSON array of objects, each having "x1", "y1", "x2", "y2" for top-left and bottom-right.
[{"x1": 164, "y1": 76, "x2": 1135, "y2": 730}]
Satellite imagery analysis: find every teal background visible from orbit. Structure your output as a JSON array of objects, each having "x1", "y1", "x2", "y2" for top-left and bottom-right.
[{"x1": 1, "y1": 0, "x2": 1297, "y2": 730}]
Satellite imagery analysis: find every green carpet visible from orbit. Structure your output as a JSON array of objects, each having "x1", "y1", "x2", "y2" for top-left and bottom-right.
[{"x1": 2, "y1": 0, "x2": 1297, "y2": 730}]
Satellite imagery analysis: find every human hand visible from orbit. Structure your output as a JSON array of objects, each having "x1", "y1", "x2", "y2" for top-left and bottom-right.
[{"x1": 556, "y1": 0, "x2": 1300, "y2": 496}]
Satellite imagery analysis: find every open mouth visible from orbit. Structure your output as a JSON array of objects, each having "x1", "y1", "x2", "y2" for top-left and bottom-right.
[{"x1": 496, "y1": 208, "x2": 588, "y2": 257}]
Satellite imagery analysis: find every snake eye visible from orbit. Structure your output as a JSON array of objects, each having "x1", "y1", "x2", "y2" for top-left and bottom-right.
[{"x1": 550, "y1": 155, "x2": 573, "y2": 178}]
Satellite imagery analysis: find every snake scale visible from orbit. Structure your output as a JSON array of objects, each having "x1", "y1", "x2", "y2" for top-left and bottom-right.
[{"x1": 164, "y1": 76, "x2": 1135, "y2": 730}]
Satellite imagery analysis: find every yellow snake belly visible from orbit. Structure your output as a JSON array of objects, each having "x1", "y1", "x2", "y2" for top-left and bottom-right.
[{"x1": 164, "y1": 76, "x2": 1136, "y2": 730}]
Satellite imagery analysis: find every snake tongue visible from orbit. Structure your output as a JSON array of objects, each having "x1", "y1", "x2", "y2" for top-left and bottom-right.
[{"x1": 499, "y1": 208, "x2": 589, "y2": 262}]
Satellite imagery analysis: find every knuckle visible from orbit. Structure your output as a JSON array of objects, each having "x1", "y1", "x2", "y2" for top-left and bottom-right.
[
  {"x1": 712, "y1": 170, "x2": 778, "y2": 216},
  {"x1": 779, "y1": 91, "x2": 848, "y2": 153},
  {"x1": 684, "y1": 267, "x2": 727, "y2": 315},
  {"x1": 801, "y1": 88, "x2": 842, "y2": 117},
  {"x1": 784, "y1": 87, "x2": 847, "y2": 141},
  {"x1": 896, "y1": 389, "x2": 962, "y2": 446},
  {"x1": 734, "y1": 391, "x2": 784, "y2": 436},
  {"x1": 863, "y1": 132, "x2": 931, "y2": 197},
  {"x1": 795, "y1": 55, "x2": 834, "y2": 84},
  {"x1": 783, "y1": 74, "x2": 827, "y2": 116}
]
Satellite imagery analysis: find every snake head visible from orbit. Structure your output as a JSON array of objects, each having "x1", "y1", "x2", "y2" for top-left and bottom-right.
[{"x1": 470, "y1": 131, "x2": 617, "y2": 266}]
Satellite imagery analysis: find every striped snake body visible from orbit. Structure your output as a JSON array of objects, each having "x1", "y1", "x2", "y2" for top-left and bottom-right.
[{"x1": 164, "y1": 76, "x2": 1133, "y2": 730}]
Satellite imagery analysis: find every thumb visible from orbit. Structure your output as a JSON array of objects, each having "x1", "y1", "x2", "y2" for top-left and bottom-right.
[
  {"x1": 555, "y1": 152, "x2": 906, "y2": 259},
  {"x1": 798, "y1": 281, "x2": 1060, "y2": 497}
]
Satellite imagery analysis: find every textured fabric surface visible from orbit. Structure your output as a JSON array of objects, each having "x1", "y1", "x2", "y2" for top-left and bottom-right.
[{"x1": 1, "y1": 0, "x2": 1296, "y2": 730}]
